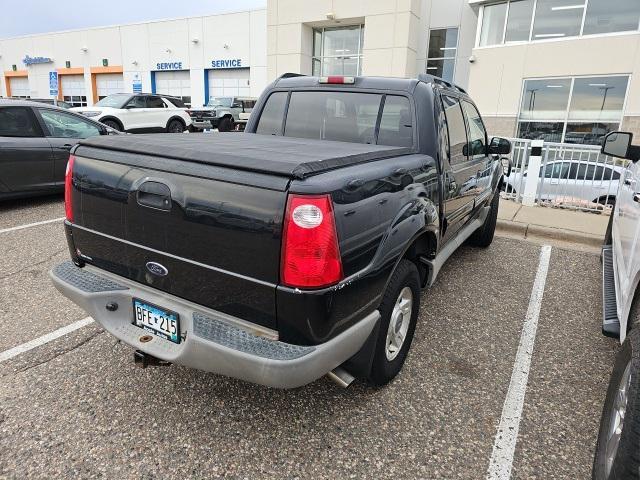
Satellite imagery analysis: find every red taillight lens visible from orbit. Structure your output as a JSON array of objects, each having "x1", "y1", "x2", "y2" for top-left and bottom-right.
[
  {"x1": 319, "y1": 76, "x2": 355, "y2": 84},
  {"x1": 64, "y1": 154, "x2": 75, "y2": 222},
  {"x1": 281, "y1": 194, "x2": 343, "y2": 288}
]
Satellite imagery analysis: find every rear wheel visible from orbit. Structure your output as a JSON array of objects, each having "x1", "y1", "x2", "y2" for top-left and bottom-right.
[
  {"x1": 593, "y1": 329, "x2": 640, "y2": 479},
  {"x1": 167, "y1": 119, "x2": 185, "y2": 133},
  {"x1": 218, "y1": 117, "x2": 234, "y2": 132},
  {"x1": 367, "y1": 259, "x2": 420, "y2": 386},
  {"x1": 468, "y1": 191, "x2": 499, "y2": 248},
  {"x1": 102, "y1": 119, "x2": 122, "y2": 131}
]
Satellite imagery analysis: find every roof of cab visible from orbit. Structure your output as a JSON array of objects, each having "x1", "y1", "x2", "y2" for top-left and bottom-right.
[{"x1": 0, "y1": 98, "x2": 67, "y2": 110}]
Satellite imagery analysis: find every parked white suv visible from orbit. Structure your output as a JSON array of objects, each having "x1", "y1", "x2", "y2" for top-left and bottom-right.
[
  {"x1": 504, "y1": 159, "x2": 622, "y2": 206},
  {"x1": 72, "y1": 93, "x2": 192, "y2": 133},
  {"x1": 594, "y1": 131, "x2": 640, "y2": 479}
]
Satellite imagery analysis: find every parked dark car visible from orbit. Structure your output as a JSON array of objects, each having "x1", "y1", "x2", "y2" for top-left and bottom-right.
[
  {"x1": 51, "y1": 74, "x2": 511, "y2": 389},
  {"x1": 0, "y1": 99, "x2": 119, "y2": 200},
  {"x1": 22, "y1": 98, "x2": 73, "y2": 109}
]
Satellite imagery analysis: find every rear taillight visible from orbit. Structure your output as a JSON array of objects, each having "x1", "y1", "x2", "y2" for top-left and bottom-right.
[
  {"x1": 64, "y1": 155, "x2": 75, "y2": 222},
  {"x1": 281, "y1": 194, "x2": 343, "y2": 288}
]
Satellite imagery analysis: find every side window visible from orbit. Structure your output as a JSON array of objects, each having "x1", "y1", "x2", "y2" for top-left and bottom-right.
[
  {"x1": 461, "y1": 101, "x2": 487, "y2": 158},
  {"x1": 377, "y1": 95, "x2": 413, "y2": 148},
  {"x1": 165, "y1": 97, "x2": 186, "y2": 108},
  {"x1": 441, "y1": 95, "x2": 468, "y2": 165},
  {"x1": 146, "y1": 96, "x2": 166, "y2": 109},
  {"x1": 256, "y1": 92, "x2": 288, "y2": 136},
  {"x1": 0, "y1": 107, "x2": 41, "y2": 137},
  {"x1": 39, "y1": 109, "x2": 102, "y2": 139},
  {"x1": 125, "y1": 96, "x2": 146, "y2": 109},
  {"x1": 544, "y1": 162, "x2": 570, "y2": 179}
]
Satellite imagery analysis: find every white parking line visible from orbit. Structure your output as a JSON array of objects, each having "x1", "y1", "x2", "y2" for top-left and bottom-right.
[
  {"x1": 487, "y1": 245, "x2": 552, "y2": 480},
  {"x1": 0, "y1": 317, "x2": 94, "y2": 364},
  {"x1": 0, "y1": 217, "x2": 65, "y2": 235}
]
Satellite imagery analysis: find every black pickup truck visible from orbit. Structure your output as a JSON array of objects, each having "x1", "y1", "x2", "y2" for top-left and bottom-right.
[{"x1": 51, "y1": 74, "x2": 511, "y2": 389}]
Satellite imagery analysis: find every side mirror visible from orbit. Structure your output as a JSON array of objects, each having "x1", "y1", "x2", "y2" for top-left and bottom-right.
[
  {"x1": 602, "y1": 131, "x2": 633, "y2": 160},
  {"x1": 489, "y1": 137, "x2": 512, "y2": 155}
]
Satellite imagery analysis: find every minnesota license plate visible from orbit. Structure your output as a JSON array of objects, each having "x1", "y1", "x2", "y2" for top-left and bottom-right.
[{"x1": 132, "y1": 299, "x2": 180, "y2": 344}]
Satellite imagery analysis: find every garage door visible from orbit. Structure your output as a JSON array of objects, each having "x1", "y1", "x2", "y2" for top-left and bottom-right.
[
  {"x1": 61, "y1": 75, "x2": 87, "y2": 107},
  {"x1": 207, "y1": 68, "x2": 250, "y2": 102},
  {"x1": 96, "y1": 73, "x2": 124, "y2": 100},
  {"x1": 154, "y1": 71, "x2": 191, "y2": 106},
  {"x1": 9, "y1": 77, "x2": 30, "y2": 98}
]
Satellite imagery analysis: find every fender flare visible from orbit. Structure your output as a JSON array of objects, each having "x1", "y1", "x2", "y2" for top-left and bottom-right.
[
  {"x1": 98, "y1": 116, "x2": 124, "y2": 131},
  {"x1": 165, "y1": 116, "x2": 186, "y2": 130}
]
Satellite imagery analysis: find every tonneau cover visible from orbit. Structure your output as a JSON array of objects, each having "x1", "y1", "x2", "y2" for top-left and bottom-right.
[{"x1": 76, "y1": 133, "x2": 412, "y2": 179}]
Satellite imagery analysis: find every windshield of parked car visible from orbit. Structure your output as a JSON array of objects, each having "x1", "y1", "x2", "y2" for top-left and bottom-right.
[
  {"x1": 207, "y1": 97, "x2": 233, "y2": 107},
  {"x1": 256, "y1": 91, "x2": 414, "y2": 147},
  {"x1": 94, "y1": 94, "x2": 131, "y2": 109}
]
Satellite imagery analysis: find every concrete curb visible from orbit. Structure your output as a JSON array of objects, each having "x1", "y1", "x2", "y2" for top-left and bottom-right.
[{"x1": 496, "y1": 219, "x2": 603, "y2": 248}]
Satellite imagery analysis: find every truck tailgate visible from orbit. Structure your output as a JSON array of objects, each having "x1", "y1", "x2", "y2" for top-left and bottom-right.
[{"x1": 68, "y1": 152, "x2": 288, "y2": 330}]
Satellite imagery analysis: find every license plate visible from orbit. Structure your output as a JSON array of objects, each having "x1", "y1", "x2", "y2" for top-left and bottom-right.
[{"x1": 132, "y1": 299, "x2": 180, "y2": 344}]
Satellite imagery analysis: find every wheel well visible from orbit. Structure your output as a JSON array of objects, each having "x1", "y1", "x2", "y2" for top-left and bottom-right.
[
  {"x1": 100, "y1": 116, "x2": 123, "y2": 131},
  {"x1": 166, "y1": 116, "x2": 186, "y2": 129},
  {"x1": 594, "y1": 194, "x2": 616, "y2": 205},
  {"x1": 403, "y1": 231, "x2": 437, "y2": 288}
]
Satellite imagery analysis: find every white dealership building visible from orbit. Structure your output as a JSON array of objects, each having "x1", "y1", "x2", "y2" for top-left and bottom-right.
[{"x1": 1, "y1": 0, "x2": 639, "y2": 143}]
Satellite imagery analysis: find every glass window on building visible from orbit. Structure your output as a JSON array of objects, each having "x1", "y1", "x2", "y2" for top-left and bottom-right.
[
  {"x1": 532, "y1": 0, "x2": 585, "y2": 40},
  {"x1": 426, "y1": 28, "x2": 458, "y2": 82},
  {"x1": 480, "y1": 2, "x2": 508, "y2": 46},
  {"x1": 478, "y1": 0, "x2": 639, "y2": 46},
  {"x1": 312, "y1": 25, "x2": 364, "y2": 76},
  {"x1": 517, "y1": 76, "x2": 629, "y2": 145},
  {"x1": 583, "y1": 0, "x2": 640, "y2": 35},
  {"x1": 505, "y1": 0, "x2": 535, "y2": 42}
]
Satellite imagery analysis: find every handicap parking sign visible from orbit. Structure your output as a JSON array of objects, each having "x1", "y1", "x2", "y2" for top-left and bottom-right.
[{"x1": 49, "y1": 71, "x2": 58, "y2": 97}]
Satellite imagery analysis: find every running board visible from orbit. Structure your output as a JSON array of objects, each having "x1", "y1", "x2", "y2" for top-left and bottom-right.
[
  {"x1": 602, "y1": 246, "x2": 620, "y2": 338},
  {"x1": 421, "y1": 206, "x2": 489, "y2": 287}
]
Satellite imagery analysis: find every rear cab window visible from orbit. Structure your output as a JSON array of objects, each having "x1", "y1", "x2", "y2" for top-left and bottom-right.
[{"x1": 256, "y1": 90, "x2": 414, "y2": 147}]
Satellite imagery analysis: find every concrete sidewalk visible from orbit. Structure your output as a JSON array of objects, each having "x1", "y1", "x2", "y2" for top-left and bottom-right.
[{"x1": 496, "y1": 198, "x2": 609, "y2": 250}]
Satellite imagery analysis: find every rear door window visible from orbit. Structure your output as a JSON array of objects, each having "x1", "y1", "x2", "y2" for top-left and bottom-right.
[
  {"x1": 0, "y1": 107, "x2": 42, "y2": 137},
  {"x1": 441, "y1": 95, "x2": 468, "y2": 165},
  {"x1": 377, "y1": 96, "x2": 413, "y2": 147},
  {"x1": 256, "y1": 92, "x2": 288, "y2": 135},
  {"x1": 146, "y1": 96, "x2": 166, "y2": 109}
]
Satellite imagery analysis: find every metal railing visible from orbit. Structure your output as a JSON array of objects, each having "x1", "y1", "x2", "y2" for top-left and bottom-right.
[{"x1": 501, "y1": 139, "x2": 629, "y2": 213}]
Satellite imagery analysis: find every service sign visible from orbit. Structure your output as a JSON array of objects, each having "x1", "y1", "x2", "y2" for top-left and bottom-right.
[
  {"x1": 211, "y1": 59, "x2": 243, "y2": 69},
  {"x1": 155, "y1": 61, "x2": 184, "y2": 71}
]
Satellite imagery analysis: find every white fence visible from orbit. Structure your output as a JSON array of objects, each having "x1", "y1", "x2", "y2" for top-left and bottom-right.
[{"x1": 502, "y1": 139, "x2": 628, "y2": 213}]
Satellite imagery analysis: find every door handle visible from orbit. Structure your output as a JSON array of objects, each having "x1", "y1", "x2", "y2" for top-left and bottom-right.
[
  {"x1": 61, "y1": 144, "x2": 73, "y2": 151},
  {"x1": 137, "y1": 181, "x2": 172, "y2": 211}
]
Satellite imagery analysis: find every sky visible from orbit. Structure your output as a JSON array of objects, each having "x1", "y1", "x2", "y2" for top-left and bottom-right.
[{"x1": 0, "y1": 0, "x2": 267, "y2": 39}]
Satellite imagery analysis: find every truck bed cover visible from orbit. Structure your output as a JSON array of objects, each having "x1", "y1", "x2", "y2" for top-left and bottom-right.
[{"x1": 76, "y1": 133, "x2": 412, "y2": 179}]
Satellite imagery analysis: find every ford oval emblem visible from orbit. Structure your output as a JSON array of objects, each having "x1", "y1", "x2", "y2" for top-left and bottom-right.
[{"x1": 146, "y1": 262, "x2": 168, "y2": 276}]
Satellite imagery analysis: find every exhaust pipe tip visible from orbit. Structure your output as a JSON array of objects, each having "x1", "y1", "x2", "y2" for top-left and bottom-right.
[{"x1": 326, "y1": 367, "x2": 355, "y2": 388}]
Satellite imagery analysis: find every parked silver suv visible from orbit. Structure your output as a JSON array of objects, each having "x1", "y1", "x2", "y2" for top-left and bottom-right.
[{"x1": 188, "y1": 96, "x2": 256, "y2": 132}]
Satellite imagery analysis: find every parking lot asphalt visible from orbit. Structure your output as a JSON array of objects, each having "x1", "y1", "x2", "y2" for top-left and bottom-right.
[{"x1": 0, "y1": 198, "x2": 619, "y2": 479}]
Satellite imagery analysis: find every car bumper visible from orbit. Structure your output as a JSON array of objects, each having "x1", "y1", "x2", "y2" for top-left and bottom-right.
[
  {"x1": 50, "y1": 261, "x2": 380, "y2": 388},
  {"x1": 191, "y1": 119, "x2": 218, "y2": 129}
]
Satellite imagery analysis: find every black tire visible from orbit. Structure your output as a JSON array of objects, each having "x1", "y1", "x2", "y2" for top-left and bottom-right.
[
  {"x1": 593, "y1": 328, "x2": 640, "y2": 479},
  {"x1": 102, "y1": 119, "x2": 122, "y2": 131},
  {"x1": 218, "y1": 117, "x2": 234, "y2": 132},
  {"x1": 367, "y1": 259, "x2": 420, "y2": 386},
  {"x1": 468, "y1": 191, "x2": 499, "y2": 248},
  {"x1": 167, "y1": 119, "x2": 185, "y2": 133}
]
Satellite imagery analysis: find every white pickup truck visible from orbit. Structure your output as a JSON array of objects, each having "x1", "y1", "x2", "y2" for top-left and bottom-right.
[{"x1": 594, "y1": 131, "x2": 640, "y2": 480}]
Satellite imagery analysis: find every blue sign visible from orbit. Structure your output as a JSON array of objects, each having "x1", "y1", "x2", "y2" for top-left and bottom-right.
[
  {"x1": 156, "y1": 62, "x2": 183, "y2": 71},
  {"x1": 49, "y1": 71, "x2": 58, "y2": 97},
  {"x1": 23, "y1": 55, "x2": 53, "y2": 66},
  {"x1": 132, "y1": 80, "x2": 142, "y2": 93},
  {"x1": 211, "y1": 59, "x2": 242, "y2": 69}
]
